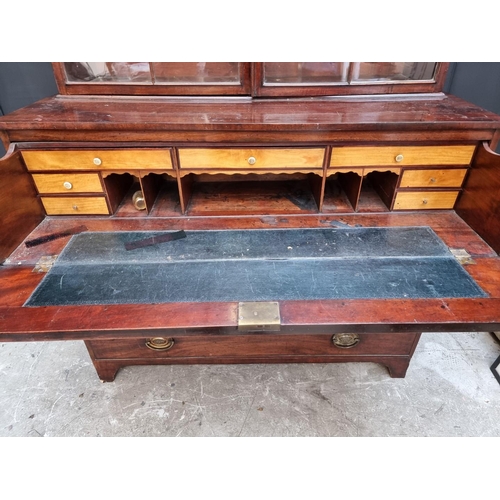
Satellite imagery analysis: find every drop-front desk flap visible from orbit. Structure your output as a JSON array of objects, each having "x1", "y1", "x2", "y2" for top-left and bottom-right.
[{"x1": 1, "y1": 91, "x2": 500, "y2": 382}]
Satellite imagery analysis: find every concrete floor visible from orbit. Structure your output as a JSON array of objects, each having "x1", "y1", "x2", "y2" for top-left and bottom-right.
[{"x1": 1, "y1": 332, "x2": 500, "y2": 437}]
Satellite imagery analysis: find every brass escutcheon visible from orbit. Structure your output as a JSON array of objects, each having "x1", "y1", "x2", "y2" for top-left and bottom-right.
[
  {"x1": 146, "y1": 337, "x2": 175, "y2": 351},
  {"x1": 332, "y1": 333, "x2": 360, "y2": 348}
]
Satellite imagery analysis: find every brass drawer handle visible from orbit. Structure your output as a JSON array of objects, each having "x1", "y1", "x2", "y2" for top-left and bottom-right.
[
  {"x1": 72, "y1": 205, "x2": 78, "y2": 211},
  {"x1": 93, "y1": 157, "x2": 102, "y2": 166},
  {"x1": 422, "y1": 199, "x2": 428, "y2": 204},
  {"x1": 63, "y1": 181, "x2": 73, "y2": 190},
  {"x1": 332, "y1": 333, "x2": 360, "y2": 348},
  {"x1": 247, "y1": 156, "x2": 256, "y2": 165},
  {"x1": 132, "y1": 191, "x2": 146, "y2": 210},
  {"x1": 395, "y1": 154, "x2": 404, "y2": 163},
  {"x1": 146, "y1": 337, "x2": 175, "y2": 351},
  {"x1": 429, "y1": 177, "x2": 437, "y2": 183}
]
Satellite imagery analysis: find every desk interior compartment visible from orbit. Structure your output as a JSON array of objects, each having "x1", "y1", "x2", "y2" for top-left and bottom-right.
[
  {"x1": 358, "y1": 170, "x2": 400, "y2": 212},
  {"x1": 323, "y1": 170, "x2": 399, "y2": 213},
  {"x1": 322, "y1": 171, "x2": 362, "y2": 212},
  {"x1": 180, "y1": 172, "x2": 322, "y2": 215},
  {"x1": 103, "y1": 172, "x2": 180, "y2": 216}
]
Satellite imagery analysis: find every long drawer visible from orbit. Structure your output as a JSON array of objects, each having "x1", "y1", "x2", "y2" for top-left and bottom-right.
[
  {"x1": 330, "y1": 145, "x2": 475, "y2": 167},
  {"x1": 32, "y1": 173, "x2": 103, "y2": 193},
  {"x1": 22, "y1": 149, "x2": 173, "y2": 171},
  {"x1": 90, "y1": 333, "x2": 417, "y2": 359},
  {"x1": 178, "y1": 148, "x2": 325, "y2": 170}
]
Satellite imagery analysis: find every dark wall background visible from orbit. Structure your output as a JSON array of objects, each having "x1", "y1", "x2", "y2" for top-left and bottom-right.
[
  {"x1": 0, "y1": 63, "x2": 58, "y2": 116},
  {"x1": 444, "y1": 63, "x2": 500, "y2": 116},
  {"x1": 1, "y1": 62, "x2": 500, "y2": 157},
  {"x1": 0, "y1": 63, "x2": 58, "y2": 156}
]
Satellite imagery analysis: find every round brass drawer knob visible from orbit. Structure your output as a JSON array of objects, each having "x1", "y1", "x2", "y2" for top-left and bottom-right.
[
  {"x1": 72, "y1": 205, "x2": 78, "y2": 211},
  {"x1": 93, "y1": 157, "x2": 102, "y2": 166},
  {"x1": 422, "y1": 199, "x2": 428, "y2": 204},
  {"x1": 247, "y1": 156, "x2": 256, "y2": 165},
  {"x1": 395, "y1": 154, "x2": 404, "y2": 163},
  {"x1": 332, "y1": 333, "x2": 360, "y2": 348},
  {"x1": 146, "y1": 337, "x2": 175, "y2": 351},
  {"x1": 63, "y1": 181, "x2": 73, "y2": 190},
  {"x1": 430, "y1": 178, "x2": 437, "y2": 183}
]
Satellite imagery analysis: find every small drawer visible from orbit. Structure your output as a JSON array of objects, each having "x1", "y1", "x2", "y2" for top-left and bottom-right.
[
  {"x1": 393, "y1": 191, "x2": 460, "y2": 210},
  {"x1": 399, "y1": 168, "x2": 467, "y2": 188},
  {"x1": 41, "y1": 196, "x2": 110, "y2": 215},
  {"x1": 22, "y1": 149, "x2": 173, "y2": 171},
  {"x1": 32, "y1": 173, "x2": 103, "y2": 194},
  {"x1": 178, "y1": 148, "x2": 325, "y2": 170},
  {"x1": 89, "y1": 333, "x2": 417, "y2": 359},
  {"x1": 330, "y1": 145, "x2": 475, "y2": 168}
]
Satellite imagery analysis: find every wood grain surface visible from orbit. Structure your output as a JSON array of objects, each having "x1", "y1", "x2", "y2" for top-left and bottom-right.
[
  {"x1": 32, "y1": 173, "x2": 103, "y2": 193},
  {"x1": 330, "y1": 145, "x2": 475, "y2": 167},
  {"x1": 393, "y1": 191, "x2": 459, "y2": 210},
  {"x1": 179, "y1": 148, "x2": 324, "y2": 169},
  {"x1": 399, "y1": 169, "x2": 467, "y2": 188},
  {"x1": 41, "y1": 196, "x2": 109, "y2": 215},
  {"x1": 23, "y1": 149, "x2": 173, "y2": 171}
]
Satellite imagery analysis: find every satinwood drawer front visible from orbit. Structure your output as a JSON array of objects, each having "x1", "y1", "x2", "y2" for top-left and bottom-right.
[
  {"x1": 393, "y1": 191, "x2": 460, "y2": 210},
  {"x1": 32, "y1": 173, "x2": 103, "y2": 194},
  {"x1": 399, "y1": 169, "x2": 467, "y2": 188},
  {"x1": 178, "y1": 148, "x2": 325, "y2": 170},
  {"x1": 22, "y1": 149, "x2": 173, "y2": 171},
  {"x1": 90, "y1": 333, "x2": 417, "y2": 359},
  {"x1": 330, "y1": 145, "x2": 475, "y2": 167},
  {"x1": 41, "y1": 196, "x2": 109, "y2": 215}
]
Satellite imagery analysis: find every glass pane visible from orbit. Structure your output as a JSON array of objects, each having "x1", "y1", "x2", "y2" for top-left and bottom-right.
[
  {"x1": 351, "y1": 62, "x2": 437, "y2": 82},
  {"x1": 152, "y1": 63, "x2": 240, "y2": 84},
  {"x1": 64, "y1": 62, "x2": 152, "y2": 83},
  {"x1": 263, "y1": 62, "x2": 349, "y2": 85}
]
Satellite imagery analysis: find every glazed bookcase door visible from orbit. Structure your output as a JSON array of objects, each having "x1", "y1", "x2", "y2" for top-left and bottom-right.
[
  {"x1": 253, "y1": 62, "x2": 449, "y2": 97},
  {"x1": 53, "y1": 62, "x2": 252, "y2": 96}
]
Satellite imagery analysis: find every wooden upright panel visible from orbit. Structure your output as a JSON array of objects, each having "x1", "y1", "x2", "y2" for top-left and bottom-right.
[
  {"x1": 0, "y1": 146, "x2": 44, "y2": 262},
  {"x1": 456, "y1": 142, "x2": 500, "y2": 253}
]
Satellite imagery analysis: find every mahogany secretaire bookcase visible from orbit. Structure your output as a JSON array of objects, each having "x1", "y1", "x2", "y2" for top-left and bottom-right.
[{"x1": 1, "y1": 62, "x2": 500, "y2": 382}]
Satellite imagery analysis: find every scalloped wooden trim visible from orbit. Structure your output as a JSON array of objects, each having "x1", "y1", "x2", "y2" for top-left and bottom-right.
[
  {"x1": 178, "y1": 169, "x2": 322, "y2": 178},
  {"x1": 327, "y1": 168, "x2": 400, "y2": 177}
]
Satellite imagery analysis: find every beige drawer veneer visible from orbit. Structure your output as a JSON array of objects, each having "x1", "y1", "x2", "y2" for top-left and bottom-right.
[
  {"x1": 32, "y1": 173, "x2": 103, "y2": 193},
  {"x1": 22, "y1": 150, "x2": 173, "y2": 171},
  {"x1": 41, "y1": 196, "x2": 109, "y2": 215},
  {"x1": 330, "y1": 146, "x2": 475, "y2": 167},
  {"x1": 399, "y1": 169, "x2": 467, "y2": 188},
  {"x1": 393, "y1": 191, "x2": 460, "y2": 210},
  {"x1": 179, "y1": 148, "x2": 325, "y2": 170}
]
